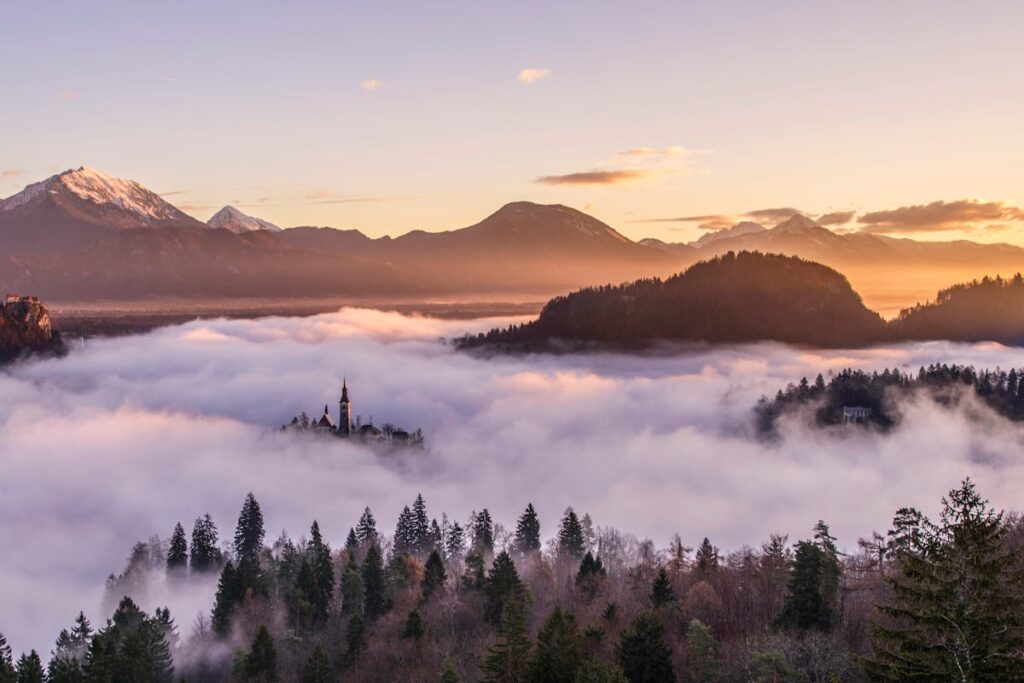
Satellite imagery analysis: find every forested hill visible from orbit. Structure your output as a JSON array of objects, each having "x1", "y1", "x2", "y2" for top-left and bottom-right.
[
  {"x1": 891, "y1": 274, "x2": 1024, "y2": 344},
  {"x1": 0, "y1": 296, "x2": 63, "y2": 363},
  {"x1": 458, "y1": 252, "x2": 887, "y2": 350}
]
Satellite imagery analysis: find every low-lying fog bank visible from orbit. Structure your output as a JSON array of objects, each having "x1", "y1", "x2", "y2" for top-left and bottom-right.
[{"x1": 3, "y1": 307, "x2": 1024, "y2": 653}]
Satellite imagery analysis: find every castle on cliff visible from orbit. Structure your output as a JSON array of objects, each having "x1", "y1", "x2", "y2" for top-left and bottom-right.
[{"x1": 286, "y1": 379, "x2": 422, "y2": 446}]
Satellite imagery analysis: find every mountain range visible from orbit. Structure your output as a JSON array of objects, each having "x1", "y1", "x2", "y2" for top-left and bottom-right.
[{"x1": 1, "y1": 167, "x2": 1022, "y2": 307}]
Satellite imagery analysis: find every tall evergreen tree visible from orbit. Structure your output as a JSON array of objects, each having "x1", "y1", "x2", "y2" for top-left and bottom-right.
[
  {"x1": 239, "y1": 625, "x2": 277, "y2": 682},
  {"x1": 339, "y1": 556, "x2": 364, "y2": 616},
  {"x1": 308, "y1": 521, "x2": 334, "y2": 621},
  {"x1": 234, "y1": 493, "x2": 265, "y2": 563},
  {"x1": 344, "y1": 528, "x2": 359, "y2": 557},
  {"x1": 576, "y1": 552, "x2": 607, "y2": 601},
  {"x1": 361, "y1": 543, "x2": 390, "y2": 620},
  {"x1": 482, "y1": 595, "x2": 532, "y2": 683},
  {"x1": 422, "y1": 549, "x2": 447, "y2": 599},
  {"x1": 301, "y1": 645, "x2": 331, "y2": 683},
  {"x1": 190, "y1": 514, "x2": 220, "y2": 573},
  {"x1": 446, "y1": 522, "x2": 466, "y2": 559},
  {"x1": 0, "y1": 633, "x2": 17, "y2": 683},
  {"x1": 344, "y1": 614, "x2": 367, "y2": 665},
  {"x1": 412, "y1": 494, "x2": 430, "y2": 555},
  {"x1": 463, "y1": 552, "x2": 486, "y2": 591},
  {"x1": 867, "y1": 479, "x2": 1024, "y2": 681},
  {"x1": 402, "y1": 609, "x2": 426, "y2": 640},
  {"x1": 15, "y1": 652, "x2": 43, "y2": 683},
  {"x1": 525, "y1": 607, "x2": 584, "y2": 683},
  {"x1": 81, "y1": 597, "x2": 174, "y2": 683},
  {"x1": 617, "y1": 613, "x2": 676, "y2": 683},
  {"x1": 166, "y1": 523, "x2": 188, "y2": 573},
  {"x1": 485, "y1": 551, "x2": 527, "y2": 625},
  {"x1": 694, "y1": 538, "x2": 718, "y2": 572},
  {"x1": 355, "y1": 507, "x2": 378, "y2": 544},
  {"x1": 574, "y1": 659, "x2": 629, "y2": 683},
  {"x1": 514, "y1": 504, "x2": 542, "y2": 556},
  {"x1": 649, "y1": 567, "x2": 676, "y2": 608},
  {"x1": 684, "y1": 619, "x2": 721, "y2": 683},
  {"x1": 775, "y1": 541, "x2": 832, "y2": 631},
  {"x1": 212, "y1": 560, "x2": 242, "y2": 636},
  {"x1": 557, "y1": 508, "x2": 585, "y2": 560},
  {"x1": 472, "y1": 510, "x2": 495, "y2": 557}
]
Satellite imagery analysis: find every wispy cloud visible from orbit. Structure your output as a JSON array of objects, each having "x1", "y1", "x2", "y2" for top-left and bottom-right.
[
  {"x1": 361, "y1": 79, "x2": 383, "y2": 91},
  {"x1": 817, "y1": 211, "x2": 855, "y2": 226},
  {"x1": 536, "y1": 169, "x2": 655, "y2": 186},
  {"x1": 636, "y1": 207, "x2": 802, "y2": 229},
  {"x1": 1, "y1": 169, "x2": 23, "y2": 178},
  {"x1": 159, "y1": 190, "x2": 187, "y2": 197},
  {"x1": 517, "y1": 68, "x2": 551, "y2": 85},
  {"x1": 857, "y1": 199, "x2": 1024, "y2": 234},
  {"x1": 537, "y1": 145, "x2": 708, "y2": 188}
]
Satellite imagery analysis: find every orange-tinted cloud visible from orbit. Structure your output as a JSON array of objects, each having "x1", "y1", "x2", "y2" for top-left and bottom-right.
[
  {"x1": 858, "y1": 199, "x2": 1024, "y2": 234},
  {"x1": 637, "y1": 207, "x2": 802, "y2": 228},
  {"x1": 817, "y1": 210, "x2": 855, "y2": 226},
  {"x1": 517, "y1": 68, "x2": 551, "y2": 85},
  {"x1": 361, "y1": 79, "x2": 383, "y2": 91},
  {"x1": 535, "y1": 169, "x2": 654, "y2": 186},
  {"x1": 1, "y1": 169, "x2": 23, "y2": 178}
]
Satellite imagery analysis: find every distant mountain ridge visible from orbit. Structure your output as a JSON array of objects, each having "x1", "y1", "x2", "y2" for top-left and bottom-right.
[{"x1": 2, "y1": 167, "x2": 1024, "y2": 303}]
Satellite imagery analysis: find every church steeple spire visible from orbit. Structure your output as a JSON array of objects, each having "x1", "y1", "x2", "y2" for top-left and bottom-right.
[{"x1": 338, "y1": 377, "x2": 352, "y2": 436}]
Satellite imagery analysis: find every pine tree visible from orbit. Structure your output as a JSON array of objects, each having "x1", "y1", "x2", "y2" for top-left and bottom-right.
[
  {"x1": 617, "y1": 612, "x2": 675, "y2": 683},
  {"x1": 557, "y1": 508, "x2": 585, "y2": 561},
  {"x1": 422, "y1": 549, "x2": 447, "y2": 599},
  {"x1": 574, "y1": 659, "x2": 629, "y2": 682},
  {"x1": 81, "y1": 597, "x2": 174, "y2": 683},
  {"x1": 472, "y1": 510, "x2": 495, "y2": 556},
  {"x1": 293, "y1": 558, "x2": 319, "y2": 628},
  {"x1": 684, "y1": 619, "x2": 721, "y2": 683},
  {"x1": 190, "y1": 514, "x2": 220, "y2": 573},
  {"x1": 463, "y1": 552, "x2": 486, "y2": 591},
  {"x1": 344, "y1": 528, "x2": 359, "y2": 557},
  {"x1": 775, "y1": 541, "x2": 832, "y2": 631},
  {"x1": 15, "y1": 651, "x2": 43, "y2": 683},
  {"x1": 0, "y1": 633, "x2": 16, "y2": 683},
  {"x1": 525, "y1": 607, "x2": 583, "y2": 683},
  {"x1": 482, "y1": 595, "x2": 532, "y2": 683},
  {"x1": 301, "y1": 645, "x2": 331, "y2": 683},
  {"x1": 212, "y1": 560, "x2": 242, "y2": 636},
  {"x1": 576, "y1": 552, "x2": 607, "y2": 601},
  {"x1": 429, "y1": 518, "x2": 444, "y2": 554},
  {"x1": 355, "y1": 507, "x2": 378, "y2": 544},
  {"x1": 402, "y1": 609, "x2": 426, "y2": 640},
  {"x1": 234, "y1": 493, "x2": 265, "y2": 563},
  {"x1": 240, "y1": 625, "x2": 277, "y2": 682},
  {"x1": 811, "y1": 520, "x2": 841, "y2": 611},
  {"x1": 694, "y1": 538, "x2": 718, "y2": 572},
  {"x1": 361, "y1": 543, "x2": 390, "y2": 620},
  {"x1": 440, "y1": 659, "x2": 462, "y2": 683},
  {"x1": 867, "y1": 479, "x2": 1024, "y2": 681},
  {"x1": 514, "y1": 504, "x2": 542, "y2": 556},
  {"x1": 166, "y1": 522, "x2": 188, "y2": 573},
  {"x1": 412, "y1": 494, "x2": 430, "y2": 555},
  {"x1": 339, "y1": 556, "x2": 364, "y2": 616},
  {"x1": 308, "y1": 521, "x2": 334, "y2": 621},
  {"x1": 446, "y1": 522, "x2": 466, "y2": 559},
  {"x1": 485, "y1": 551, "x2": 526, "y2": 625},
  {"x1": 649, "y1": 567, "x2": 675, "y2": 608},
  {"x1": 344, "y1": 614, "x2": 367, "y2": 665},
  {"x1": 394, "y1": 506, "x2": 415, "y2": 555}
]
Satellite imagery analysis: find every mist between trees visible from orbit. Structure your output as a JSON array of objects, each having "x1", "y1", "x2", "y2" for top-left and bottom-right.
[{"x1": 4, "y1": 480, "x2": 1022, "y2": 683}]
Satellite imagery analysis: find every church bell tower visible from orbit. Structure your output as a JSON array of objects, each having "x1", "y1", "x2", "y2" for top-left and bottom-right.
[{"x1": 338, "y1": 378, "x2": 352, "y2": 435}]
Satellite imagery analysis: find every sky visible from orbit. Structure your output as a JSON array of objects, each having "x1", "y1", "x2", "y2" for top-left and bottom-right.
[
  {"x1": 1, "y1": 1, "x2": 1023, "y2": 243},
  {"x1": 4, "y1": 308, "x2": 1024, "y2": 653}
]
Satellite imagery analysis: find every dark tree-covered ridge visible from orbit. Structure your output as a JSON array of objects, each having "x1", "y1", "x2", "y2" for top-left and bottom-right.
[{"x1": 458, "y1": 252, "x2": 1024, "y2": 350}]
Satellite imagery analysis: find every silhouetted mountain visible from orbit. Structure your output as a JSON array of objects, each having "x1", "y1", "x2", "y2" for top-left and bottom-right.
[
  {"x1": 460, "y1": 252, "x2": 887, "y2": 349},
  {"x1": 891, "y1": 274, "x2": 1024, "y2": 344},
  {"x1": 0, "y1": 295, "x2": 63, "y2": 363}
]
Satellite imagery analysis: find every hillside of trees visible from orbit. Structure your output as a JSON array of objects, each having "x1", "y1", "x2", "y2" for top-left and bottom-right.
[
  {"x1": 458, "y1": 252, "x2": 887, "y2": 350},
  {"x1": 457, "y1": 253, "x2": 1024, "y2": 351},
  {"x1": 4, "y1": 481, "x2": 1024, "y2": 682},
  {"x1": 755, "y1": 364, "x2": 1024, "y2": 435},
  {"x1": 891, "y1": 273, "x2": 1024, "y2": 344}
]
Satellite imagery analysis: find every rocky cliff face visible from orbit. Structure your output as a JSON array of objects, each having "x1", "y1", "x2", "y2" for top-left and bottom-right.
[{"x1": 0, "y1": 295, "x2": 63, "y2": 363}]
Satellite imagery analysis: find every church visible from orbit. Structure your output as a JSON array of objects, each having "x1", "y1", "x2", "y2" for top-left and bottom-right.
[{"x1": 287, "y1": 379, "x2": 422, "y2": 446}]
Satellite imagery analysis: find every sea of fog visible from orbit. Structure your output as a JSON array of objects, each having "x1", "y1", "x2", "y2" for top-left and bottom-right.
[{"x1": 3, "y1": 307, "x2": 1024, "y2": 654}]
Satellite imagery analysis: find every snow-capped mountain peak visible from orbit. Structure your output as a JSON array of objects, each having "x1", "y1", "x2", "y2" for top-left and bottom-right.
[
  {"x1": 691, "y1": 220, "x2": 767, "y2": 248},
  {"x1": 207, "y1": 206, "x2": 282, "y2": 233},
  {"x1": 770, "y1": 214, "x2": 820, "y2": 234},
  {"x1": 0, "y1": 166, "x2": 189, "y2": 223}
]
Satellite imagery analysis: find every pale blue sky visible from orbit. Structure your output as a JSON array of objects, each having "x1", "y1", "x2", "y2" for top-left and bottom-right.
[{"x1": 2, "y1": 1, "x2": 1023, "y2": 241}]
